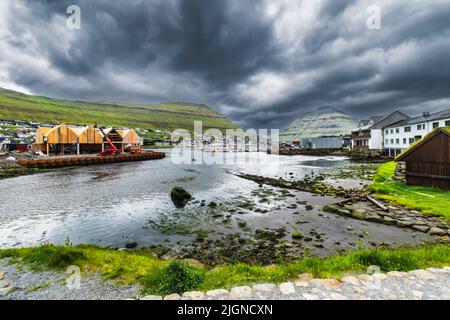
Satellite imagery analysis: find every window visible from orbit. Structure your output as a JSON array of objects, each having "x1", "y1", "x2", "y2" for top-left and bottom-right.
[
  {"x1": 396, "y1": 139, "x2": 399, "y2": 144},
  {"x1": 446, "y1": 120, "x2": 450, "y2": 126},
  {"x1": 395, "y1": 128, "x2": 400, "y2": 133},
  {"x1": 385, "y1": 130, "x2": 389, "y2": 135},
  {"x1": 404, "y1": 126, "x2": 411, "y2": 132},
  {"x1": 403, "y1": 138, "x2": 407, "y2": 144},
  {"x1": 390, "y1": 139, "x2": 394, "y2": 144},
  {"x1": 409, "y1": 138, "x2": 415, "y2": 144},
  {"x1": 390, "y1": 129, "x2": 394, "y2": 134},
  {"x1": 433, "y1": 122, "x2": 439, "y2": 129},
  {"x1": 417, "y1": 124, "x2": 422, "y2": 130},
  {"x1": 386, "y1": 139, "x2": 389, "y2": 145}
]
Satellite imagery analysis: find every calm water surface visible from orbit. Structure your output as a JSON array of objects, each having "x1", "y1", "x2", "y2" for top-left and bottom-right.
[{"x1": 0, "y1": 151, "x2": 349, "y2": 248}]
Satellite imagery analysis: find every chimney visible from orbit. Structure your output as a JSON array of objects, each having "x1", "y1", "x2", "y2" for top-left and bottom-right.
[{"x1": 423, "y1": 112, "x2": 430, "y2": 117}]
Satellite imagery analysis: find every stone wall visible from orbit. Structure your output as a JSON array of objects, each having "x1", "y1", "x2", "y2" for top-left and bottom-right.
[{"x1": 394, "y1": 161, "x2": 406, "y2": 182}]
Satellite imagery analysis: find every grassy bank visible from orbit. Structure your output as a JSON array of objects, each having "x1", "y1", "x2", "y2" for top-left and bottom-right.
[
  {"x1": 368, "y1": 162, "x2": 450, "y2": 220},
  {"x1": 1, "y1": 244, "x2": 450, "y2": 295}
]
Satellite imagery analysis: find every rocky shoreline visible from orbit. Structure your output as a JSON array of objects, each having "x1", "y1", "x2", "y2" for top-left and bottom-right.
[
  {"x1": 323, "y1": 197, "x2": 450, "y2": 237},
  {"x1": 278, "y1": 148, "x2": 391, "y2": 163},
  {"x1": 235, "y1": 172, "x2": 362, "y2": 198}
]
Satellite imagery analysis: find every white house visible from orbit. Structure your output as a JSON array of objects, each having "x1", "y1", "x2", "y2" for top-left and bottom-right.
[
  {"x1": 384, "y1": 109, "x2": 450, "y2": 156},
  {"x1": 352, "y1": 111, "x2": 409, "y2": 152}
]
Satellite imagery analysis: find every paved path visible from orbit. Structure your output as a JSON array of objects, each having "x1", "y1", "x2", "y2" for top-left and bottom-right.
[
  {"x1": 2, "y1": 259, "x2": 449, "y2": 300},
  {"x1": 142, "y1": 267, "x2": 450, "y2": 300}
]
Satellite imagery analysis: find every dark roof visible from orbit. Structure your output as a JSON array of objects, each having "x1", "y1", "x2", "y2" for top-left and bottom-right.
[
  {"x1": 354, "y1": 111, "x2": 409, "y2": 131},
  {"x1": 370, "y1": 111, "x2": 410, "y2": 129},
  {"x1": 386, "y1": 108, "x2": 450, "y2": 128},
  {"x1": 396, "y1": 127, "x2": 450, "y2": 161}
]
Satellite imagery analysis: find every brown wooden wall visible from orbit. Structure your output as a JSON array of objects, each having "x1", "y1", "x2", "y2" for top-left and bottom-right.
[
  {"x1": 401, "y1": 132, "x2": 450, "y2": 163},
  {"x1": 405, "y1": 161, "x2": 450, "y2": 190},
  {"x1": 401, "y1": 132, "x2": 450, "y2": 190}
]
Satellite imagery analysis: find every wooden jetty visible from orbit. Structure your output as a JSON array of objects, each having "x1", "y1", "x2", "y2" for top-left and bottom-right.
[{"x1": 17, "y1": 152, "x2": 166, "y2": 169}]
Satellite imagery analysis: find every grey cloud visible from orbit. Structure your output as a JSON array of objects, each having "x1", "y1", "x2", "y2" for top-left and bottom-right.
[{"x1": 1, "y1": 0, "x2": 450, "y2": 129}]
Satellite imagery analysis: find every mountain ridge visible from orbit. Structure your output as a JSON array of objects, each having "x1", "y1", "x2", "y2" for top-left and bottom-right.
[
  {"x1": 280, "y1": 106, "x2": 358, "y2": 142},
  {"x1": 0, "y1": 87, "x2": 238, "y2": 130}
]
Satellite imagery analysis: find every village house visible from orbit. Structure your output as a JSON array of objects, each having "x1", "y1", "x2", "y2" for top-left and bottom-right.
[
  {"x1": 384, "y1": 109, "x2": 450, "y2": 157},
  {"x1": 396, "y1": 127, "x2": 450, "y2": 190},
  {"x1": 351, "y1": 111, "x2": 409, "y2": 153}
]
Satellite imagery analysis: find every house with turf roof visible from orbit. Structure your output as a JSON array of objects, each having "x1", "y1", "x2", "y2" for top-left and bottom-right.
[{"x1": 396, "y1": 127, "x2": 450, "y2": 190}]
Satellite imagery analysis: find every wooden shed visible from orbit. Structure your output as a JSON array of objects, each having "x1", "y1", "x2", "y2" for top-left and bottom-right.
[{"x1": 396, "y1": 128, "x2": 450, "y2": 190}]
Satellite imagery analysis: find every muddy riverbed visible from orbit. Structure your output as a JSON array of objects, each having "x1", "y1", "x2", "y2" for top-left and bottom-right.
[{"x1": 0, "y1": 151, "x2": 435, "y2": 265}]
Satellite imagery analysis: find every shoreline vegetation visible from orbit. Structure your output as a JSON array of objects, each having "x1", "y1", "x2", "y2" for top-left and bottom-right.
[
  {"x1": 1, "y1": 244, "x2": 449, "y2": 296},
  {"x1": 369, "y1": 162, "x2": 450, "y2": 221}
]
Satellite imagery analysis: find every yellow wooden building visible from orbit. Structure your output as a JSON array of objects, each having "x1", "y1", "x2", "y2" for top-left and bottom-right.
[{"x1": 34, "y1": 123, "x2": 142, "y2": 155}]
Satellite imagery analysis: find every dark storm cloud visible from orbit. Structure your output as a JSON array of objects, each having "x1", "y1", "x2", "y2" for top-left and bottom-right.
[{"x1": 1, "y1": 0, "x2": 450, "y2": 129}]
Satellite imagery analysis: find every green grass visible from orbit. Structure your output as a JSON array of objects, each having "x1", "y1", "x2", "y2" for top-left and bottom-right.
[
  {"x1": 369, "y1": 162, "x2": 450, "y2": 220},
  {"x1": 0, "y1": 87, "x2": 237, "y2": 131},
  {"x1": 1, "y1": 244, "x2": 450, "y2": 295}
]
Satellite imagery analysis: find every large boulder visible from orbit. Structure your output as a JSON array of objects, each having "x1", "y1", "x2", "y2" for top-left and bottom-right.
[{"x1": 170, "y1": 187, "x2": 192, "y2": 208}]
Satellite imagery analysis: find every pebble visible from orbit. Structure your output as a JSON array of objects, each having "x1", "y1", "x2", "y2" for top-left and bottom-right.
[
  {"x1": 253, "y1": 284, "x2": 276, "y2": 292},
  {"x1": 205, "y1": 289, "x2": 229, "y2": 298},
  {"x1": 341, "y1": 276, "x2": 360, "y2": 285},
  {"x1": 182, "y1": 291, "x2": 204, "y2": 300},
  {"x1": 141, "y1": 295, "x2": 163, "y2": 300},
  {"x1": 229, "y1": 286, "x2": 252, "y2": 300},
  {"x1": 164, "y1": 294, "x2": 181, "y2": 300},
  {"x1": 387, "y1": 271, "x2": 407, "y2": 277},
  {"x1": 409, "y1": 269, "x2": 436, "y2": 280},
  {"x1": 310, "y1": 279, "x2": 341, "y2": 289},
  {"x1": 279, "y1": 282, "x2": 296, "y2": 295},
  {"x1": 428, "y1": 227, "x2": 447, "y2": 236}
]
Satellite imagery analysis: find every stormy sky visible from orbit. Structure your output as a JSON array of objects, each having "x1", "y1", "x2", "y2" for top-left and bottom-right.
[{"x1": 0, "y1": 0, "x2": 449, "y2": 129}]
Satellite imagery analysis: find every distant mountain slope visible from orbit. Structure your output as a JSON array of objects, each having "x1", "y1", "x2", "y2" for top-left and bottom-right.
[
  {"x1": 280, "y1": 106, "x2": 357, "y2": 141},
  {"x1": 0, "y1": 88, "x2": 237, "y2": 130}
]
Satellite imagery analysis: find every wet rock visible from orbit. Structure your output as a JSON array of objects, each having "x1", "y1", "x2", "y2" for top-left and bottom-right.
[
  {"x1": 351, "y1": 209, "x2": 366, "y2": 220},
  {"x1": 170, "y1": 187, "x2": 192, "y2": 208},
  {"x1": 238, "y1": 221, "x2": 247, "y2": 228},
  {"x1": 305, "y1": 205, "x2": 314, "y2": 211},
  {"x1": 183, "y1": 259, "x2": 205, "y2": 269},
  {"x1": 383, "y1": 216, "x2": 396, "y2": 225},
  {"x1": 161, "y1": 250, "x2": 180, "y2": 260},
  {"x1": 207, "y1": 202, "x2": 218, "y2": 208},
  {"x1": 365, "y1": 213, "x2": 383, "y2": 223},
  {"x1": 428, "y1": 227, "x2": 447, "y2": 236},
  {"x1": 412, "y1": 225, "x2": 430, "y2": 233},
  {"x1": 125, "y1": 242, "x2": 138, "y2": 249},
  {"x1": 397, "y1": 219, "x2": 414, "y2": 227},
  {"x1": 291, "y1": 232, "x2": 303, "y2": 240}
]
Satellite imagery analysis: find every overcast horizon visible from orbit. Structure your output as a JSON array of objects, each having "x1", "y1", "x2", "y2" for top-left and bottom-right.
[{"x1": 1, "y1": 0, "x2": 450, "y2": 129}]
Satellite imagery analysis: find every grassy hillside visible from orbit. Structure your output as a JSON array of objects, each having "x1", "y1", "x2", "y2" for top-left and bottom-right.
[{"x1": 0, "y1": 88, "x2": 237, "y2": 130}]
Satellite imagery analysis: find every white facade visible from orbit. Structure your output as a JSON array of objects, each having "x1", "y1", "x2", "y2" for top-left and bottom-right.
[
  {"x1": 384, "y1": 116, "x2": 450, "y2": 155},
  {"x1": 369, "y1": 129, "x2": 383, "y2": 149}
]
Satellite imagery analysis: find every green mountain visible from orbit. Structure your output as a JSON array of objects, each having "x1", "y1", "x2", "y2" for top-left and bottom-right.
[
  {"x1": 280, "y1": 106, "x2": 357, "y2": 142},
  {"x1": 0, "y1": 88, "x2": 237, "y2": 130}
]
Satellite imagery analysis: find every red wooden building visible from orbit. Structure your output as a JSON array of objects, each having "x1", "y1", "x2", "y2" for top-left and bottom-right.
[{"x1": 396, "y1": 128, "x2": 450, "y2": 190}]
